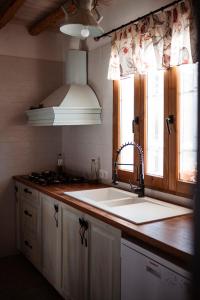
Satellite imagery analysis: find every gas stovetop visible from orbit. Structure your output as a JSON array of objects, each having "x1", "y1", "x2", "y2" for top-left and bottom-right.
[{"x1": 23, "y1": 171, "x2": 88, "y2": 186}]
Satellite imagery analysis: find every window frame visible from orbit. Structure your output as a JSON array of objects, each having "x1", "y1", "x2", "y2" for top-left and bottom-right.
[
  {"x1": 113, "y1": 67, "x2": 196, "y2": 198},
  {"x1": 113, "y1": 77, "x2": 140, "y2": 185},
  {"x1": 168, "y1": 67, "x2": 194, "y2": 197}
]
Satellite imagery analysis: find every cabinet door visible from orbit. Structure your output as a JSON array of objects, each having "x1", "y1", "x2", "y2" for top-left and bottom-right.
[
  {"x1": 22, "y1": 231, "x2": 40, "y2": 267},
  {"x1": 87, "y1": 215, "x2": 121, "y2": 300},
  {"x1": 41, "y1": 194, "x2": 61, "y2": 291},
  {"x1": 14, "y1": 182, "x2": 21, "y2": 250},
  {"x1": 62, "y1": 205, "x2": 88, "y2": 300},
  {"x1": 22, "y1": 200, "x2": 38, "y2": 236},
  {"x1": 19, "y1": 187, "x2": 41, "y2": 270}
]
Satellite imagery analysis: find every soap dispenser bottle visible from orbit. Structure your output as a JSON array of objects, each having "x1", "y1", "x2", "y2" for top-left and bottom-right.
[
  {"x1": 90, "y1": 158, "x2": 98, "y2": 183},
  {"x1": 57, "y1": 153, "x2": 63, "y2": 174}
]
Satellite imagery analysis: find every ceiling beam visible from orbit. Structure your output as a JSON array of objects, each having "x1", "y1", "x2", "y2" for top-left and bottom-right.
[
  {"x1": 0, "y1": 0, "x2": 26, "y2": 30},
  {"x1": 29, "y1": 3, "x2": 77, "y2": 36},
  {"x1": 29, "y1": 7, "x2": 65, "y2": 36}
]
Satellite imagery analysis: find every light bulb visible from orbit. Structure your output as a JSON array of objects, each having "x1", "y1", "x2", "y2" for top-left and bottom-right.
[{"x1": 81, "y1": 28, "x2": 90, "y2": 38}]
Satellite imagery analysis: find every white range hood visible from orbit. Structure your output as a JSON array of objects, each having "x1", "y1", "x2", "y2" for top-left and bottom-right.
[{"x1": 26, "y1": 50, "x2": 102, "y2": 126}]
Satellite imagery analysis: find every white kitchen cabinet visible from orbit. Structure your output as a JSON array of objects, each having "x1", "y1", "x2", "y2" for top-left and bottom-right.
[
  {"x1": 87, "y1": 214, "x2": 121, "y2": 300},
  {"x1": 18, "y1": 183, "x2": 41, "y2": 270},
  {"x1": 15, "y1": 183, "x2": 121, "y2": 300},
  {"x1": 14, "y1": 181, "x2": 22, "y2": 250},
  {"x1": 61, "y1": 203, "x2": 121, "y2": 300},
  {"x1": 121, "y1": 238, "x2": 191, "y2": 300},
  {"x1": 15, "y1": 181, "x2": 192, "y2": 300},
  {"x1": 21, "y1": 184, "x2": 39, "y2": 203},
  {"x1": 22, "y1": 198, "x2": 38, "y2": 234},
  {"x1": 62, "y1": 204, "x2": 89, "y2": 300},
  {"x1": 41, "y1": 193, "x2": 61, "y2": 292}
]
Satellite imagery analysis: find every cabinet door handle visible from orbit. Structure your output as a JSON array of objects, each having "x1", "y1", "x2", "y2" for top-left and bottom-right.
[
  {"x1": 24, "y1": 188, "x2": 32, "y2": 194},
  {"x1": 54, "y1": 204, "x2": 59, "y2": 227},
  {"x1": 24, "y1": 210, "x2": 32, "y2": 218},
  {"x1": 24, "y1": 240, "x2": 32, "y2": 249},
  {"x1": 79, "y1": 218, "x2": 88, "y2": 247},
  {"x1": 79, "y1": 218, "x2": 84, "y2": 245},
  {"x1": 83, "y1": 220, "x2": 88, "y2": 248}
]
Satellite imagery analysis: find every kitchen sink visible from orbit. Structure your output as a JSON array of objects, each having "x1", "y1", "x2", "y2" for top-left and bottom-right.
[
  {"x1": 64, "y1": 187, "x2": 192, "y2": 224},
  {"x1": 100, "y1": 197, "x2": 146, "y2": 207},
  {"x1": 64, "y1": 187, "x2": 138, "y2": 203}
]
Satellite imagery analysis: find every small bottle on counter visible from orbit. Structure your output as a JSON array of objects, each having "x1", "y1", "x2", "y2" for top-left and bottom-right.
[
  {"x1": 57, "y1": 153, "x2": 63, "y2": 174},
  {"x1": 90, "y1": 159, "x2": 98, "y2": 183}
]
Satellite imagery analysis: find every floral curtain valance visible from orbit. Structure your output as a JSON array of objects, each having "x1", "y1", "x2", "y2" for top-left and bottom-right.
[{"x1": 108, "y1": 0, "x2": 197, "y2": 79}]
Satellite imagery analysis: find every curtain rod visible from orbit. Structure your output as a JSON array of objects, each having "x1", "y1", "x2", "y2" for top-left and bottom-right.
[{"x1": 95, "y1": 0, "x2": 183, "y2": 41}]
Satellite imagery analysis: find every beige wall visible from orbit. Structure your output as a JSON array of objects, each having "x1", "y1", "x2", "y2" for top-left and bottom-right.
[
  {"x1": 0, "y1": 25, "x2": 64, "y2": 257},
  {"x1": 0, "y1": 23, "x2": 68, "y2": 61},
  {"x1": 62, "y1": 0, "x2": 174, "y2": 180},
  {"x1": 62, "y1": 44, "x2": 113, "y2": 181},
  {"x1": 0, "y1": 0, "x2": 174, "y2": 257}
]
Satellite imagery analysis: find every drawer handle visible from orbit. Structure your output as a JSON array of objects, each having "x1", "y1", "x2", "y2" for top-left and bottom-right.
[
  {"x1": 24, "y1": 188, "x2": 32, "y2": 194},
  {"x1": 24, "y1": 210, "x2": 32, "y2": 218},
  {"x1": 24, "y1": 240, "x2": 32, "y2": 249}
]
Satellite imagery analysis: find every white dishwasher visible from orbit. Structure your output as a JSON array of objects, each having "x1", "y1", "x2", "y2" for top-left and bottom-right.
[{"x1": 121, "y1": 238, "x2": 191, "y2": 300}]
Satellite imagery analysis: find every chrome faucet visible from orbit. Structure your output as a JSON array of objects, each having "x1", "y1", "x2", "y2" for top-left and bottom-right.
[{"x1": 112, "y1": 142, "x2": 145, "y2": 197}]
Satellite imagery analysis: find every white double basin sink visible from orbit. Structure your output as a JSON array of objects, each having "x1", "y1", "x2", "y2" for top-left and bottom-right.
[{"x1": 64, "y1": 187, "x2": 192, "y2": 225}]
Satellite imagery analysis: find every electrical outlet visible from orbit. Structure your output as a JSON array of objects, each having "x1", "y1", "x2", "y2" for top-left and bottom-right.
[
  {"x1": 99, "y1": 169, "x2": 108, "y2": 180},
  {"x1": 99, "y1": 169, "x2": 103, "y2": 179}
]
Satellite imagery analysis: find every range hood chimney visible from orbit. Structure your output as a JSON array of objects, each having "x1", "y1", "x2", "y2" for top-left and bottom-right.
[{"x1": 26, "y1": 50, "x2": 102, "y2": 126}]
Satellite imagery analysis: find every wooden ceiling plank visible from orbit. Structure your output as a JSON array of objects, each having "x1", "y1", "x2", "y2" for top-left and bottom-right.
[
  {"x1": 29, "y1": 7, "x2": 65, "y2": 35},
  {"x1": 0, "y1": 0, "x2": 26, "y2": 29},
  {"x1": 29, "y1": 2, "x2": 76, "y2": 36}
]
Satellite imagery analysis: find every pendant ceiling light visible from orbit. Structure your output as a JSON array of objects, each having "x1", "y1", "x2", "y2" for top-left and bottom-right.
[{"x1": 60, "y1": 0, "x2": 104, "y2": 39}]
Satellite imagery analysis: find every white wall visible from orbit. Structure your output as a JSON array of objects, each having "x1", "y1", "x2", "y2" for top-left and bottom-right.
[
  {"x1": 0, "y1": 0, "x2": 176, "y2": 257},
  {"x1": 0, "y1": 23, "x2": 69, "y2": 61},
  {"x1": 0, "y1": 24, "x2": 66, "y2": 257},
  {"x1": 62, "y1": 44, "x2": 113, "y2": 181},
  {"x1": 62, "y1": 0, "x2": 174, "y2": 181}
]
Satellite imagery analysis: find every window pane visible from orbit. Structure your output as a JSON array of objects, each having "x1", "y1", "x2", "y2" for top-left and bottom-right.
[
  {"x1": 146, "y1": 70, "x2": 164, "y2": 177},
  {"x1": 119, "y1": 76, "x2": 134, "y2": 171},
  {"x1": 178, "y1": 64, "x2": 198, "y2": 183}
]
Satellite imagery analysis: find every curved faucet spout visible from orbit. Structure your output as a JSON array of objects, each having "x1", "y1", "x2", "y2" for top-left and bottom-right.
[{"x1": 112, "y1": 142, "x2": 145, "y2": 197}]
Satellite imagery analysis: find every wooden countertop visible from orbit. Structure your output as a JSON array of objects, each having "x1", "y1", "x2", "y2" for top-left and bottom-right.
[{"x1": 14, "y1": 176, "x2": 193, "y2": 268}]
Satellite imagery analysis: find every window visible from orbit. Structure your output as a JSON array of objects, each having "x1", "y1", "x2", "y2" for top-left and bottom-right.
[
  {"x1": 113, "y1": 64, "x2": 198, "y2": 197},
  {"x1": 146, "y1": 71, "x2": 164, "y2": 177},
  {"x1": 178, "y1": 64, "x2": 198, "y2": 183},
  {"x1": 119, "y1": 76, "x2": 134, "y2": 172}
]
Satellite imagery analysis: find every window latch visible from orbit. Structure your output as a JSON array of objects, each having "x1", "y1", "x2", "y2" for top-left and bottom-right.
[
  {"x1": 165, "y1": 115, "x2": 174, "y2": 135},
  {"x1": 132, "y1": 116, "x2": 139, "y2": 133}
]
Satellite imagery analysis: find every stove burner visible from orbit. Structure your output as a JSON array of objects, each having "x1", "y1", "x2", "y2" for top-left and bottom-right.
[{"x1": 24, "y1": 171, "x2": 87, "y2": 186}]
